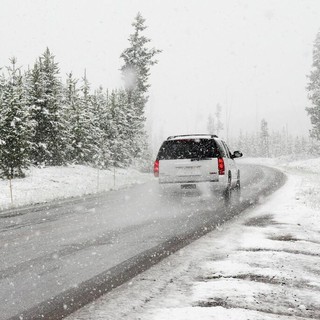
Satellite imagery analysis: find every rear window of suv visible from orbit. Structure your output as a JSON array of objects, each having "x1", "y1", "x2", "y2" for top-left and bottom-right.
[{"x1": 157, "y1": 139, "x2": 219, "y2": 160}]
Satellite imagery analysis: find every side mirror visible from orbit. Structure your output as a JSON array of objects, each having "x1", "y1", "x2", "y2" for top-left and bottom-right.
[{"x1": 232, "y1": 151, "x2": 243, "y2": 158}]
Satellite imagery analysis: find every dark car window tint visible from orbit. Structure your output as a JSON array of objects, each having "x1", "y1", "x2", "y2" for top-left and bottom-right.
[
  {"x1": 215, "y1": 140, "x2": 226, "y2": 157},
  {"x1": 157, "y1": 139, "x2": 218, "y2": 160}
]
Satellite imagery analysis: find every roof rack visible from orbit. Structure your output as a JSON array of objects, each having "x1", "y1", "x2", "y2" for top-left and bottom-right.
[{"x1": 167, "y1": 134, "x2": 218, "y2": 140}]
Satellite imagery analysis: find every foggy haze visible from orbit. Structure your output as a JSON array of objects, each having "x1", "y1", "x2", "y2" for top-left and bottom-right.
[{"x1": 1, "y1": 0, "x2": 320, "y2": 144}]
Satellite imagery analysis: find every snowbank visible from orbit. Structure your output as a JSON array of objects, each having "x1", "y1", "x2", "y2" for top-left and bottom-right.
[
  {"x1": 239, "y1": 155, "x2": 320, "y2": 172},
  {"x1": 0, "y1": 165, "x2": 154, "y2": 211}
]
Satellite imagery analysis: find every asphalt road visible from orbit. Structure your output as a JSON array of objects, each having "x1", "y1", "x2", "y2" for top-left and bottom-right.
[{"x1": 0, "y1": 164, "x2": 286, "y2": 320}]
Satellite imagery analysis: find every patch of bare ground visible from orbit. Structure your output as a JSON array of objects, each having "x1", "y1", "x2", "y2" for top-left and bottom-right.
[
  {"x1": 195, "y1": 298, "x2": 320, "y2": 319},
  {"x1": 239, "y1": 248, "x2": 320, "y2": 257},
  {"x1": 268, "y1": 234, "x2": 320, "y2": 245},
  {"x1": 194, "y1": 285, "x2": 320, "y2": 319},
  {"x1": 269, "y1": 234, "x2": 300, "y2": 241},
  {"x1": 198, "y1": 274, "x2": 286, "y2": 285},
  {"x1": 197, "y1": 273, "x2": 320, "y2": 290},
  {"x1": 243, "y1": 214, "x2": 279, "y2": 227}
]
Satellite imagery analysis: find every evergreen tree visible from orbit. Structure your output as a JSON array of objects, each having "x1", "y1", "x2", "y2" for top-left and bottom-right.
[
  {"x1": 64, "y1": 72, "x2": 94, "y2": 164},
  {"x1": 260, "y1": 119, "x2": 269, "y2": 157},
  {"x1": 63, "y1": 72, "x2": 79, "y2": 162},
  {"x1": 294, "y1": 136, "x2": 303, "y2": 154},
  {"x1": 107, "y1": 90, "x2": 128, "y2": 167},
  {"x1": 207, "y1": 114, "x2": 215, "y2": 134},
  {"x1": 0, "y1": 58, "x2": 32, "y2": 178},
  {"x1": 287, "y1": 134, "x2": 294, "y2": 155},
  {"x1": 215, "y1": 103, "x2": 224, "y2": 136},
  {"x1": 91, "y1": 86, "x2": 110, "y2": 168},
  {"x1": 120, "y1": 12, "x2": 161, "y2": 159},
  {"x1": 300, "y1": 136, "x2": 308, "y2": 153},
  {"x1": 237, "y1": 130, "x2": 244, "y2": 153},
  {"x1": 29, "y1": 48, "x2": 67, "y2": 166},
  {"x1": 79, "y1": 71, "x2": 98, "y2": 164},
  {"x1": 306, "y1": 30, "x2": 320, "y2": 141},
  {"x1": 270, "y1": 131, "x2": 282, "y2": 157}
]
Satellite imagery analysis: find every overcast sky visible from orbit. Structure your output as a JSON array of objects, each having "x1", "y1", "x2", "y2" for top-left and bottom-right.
[{"x1": 1, "y1": 0, "x2": 320, "y2": 145}]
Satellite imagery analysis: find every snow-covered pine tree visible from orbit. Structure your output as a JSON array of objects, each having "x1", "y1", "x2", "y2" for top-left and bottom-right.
[
  {"x1": 91, "y1": 86, "x2": 111, "y2": 169},
  {"x1": 63, "y1": 72, "x2": 79, "y2": 162},
  {"x1": 260, "y1": 119, "x2": 269, "y2": 157},
  {"x1": 215, "y1": 104, "x2": 224, "y2": 136},
  {"x1": 237, "y1": 130, "x2": 244, "y2": 153},
  {"x1": 207, "y1": 114, "x2": 215, "y2": 134},
  {"x1": 26, "y1": 59, "x2": 43, "y2": 163},
  {"x1": 281, "y1": 127, "x2": 291, "y2": 155},
  {"x1": 0, "y1": 58, "x2": 32, "y2": 178},
  {"x1": 307, "y1": 30, "x2": 320, "y2": 143},
  {"x1": 29, "y1": 48, "x2": 67, "y2": 166},
  {"x1": 300, "y1": 136, "x2": 308, "y2": 154},
  {"x1": 245, "y1": 132, "x2": 253, "y2": 157},
  {"x1": 79, "y1": 71, "x2": 99, "y2": 164},
  {"x1": 106, "y1": 89, "x2": 127, "y2": 167},
  {"x1": 120, "y1": 12, "x2": 161, "y2": 161},
  {"x1": 294, "y1": 136, "x2": 303, "y2": 154},
  {"x1": 252, "y1": 132, "x2": 261, "y2": 157},
  {"x1": 64, "y1": 72, "x2": 94, "y2": 164},
  {"x1": 269, "y1": 131, "x2": 280, "y2": 157}
]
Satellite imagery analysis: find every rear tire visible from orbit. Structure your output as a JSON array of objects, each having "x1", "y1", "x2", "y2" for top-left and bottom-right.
[
  {"x1": 233, "y1": 170, "x2": 241, "y2": 206},
  {"x1": 223, "y1": 172, "x2": 232, "y2": 202},
  {"x1": 236, "y1": 170, "x2": 241, "y2": 189}
]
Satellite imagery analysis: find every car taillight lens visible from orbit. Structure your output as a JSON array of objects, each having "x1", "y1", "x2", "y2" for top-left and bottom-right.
[
  {"x1": 154, "y1": 160, "x2": 159, "y2": 177},
  {"x1": 218, "y1": 157, "x2": 225, "y2": 175}
]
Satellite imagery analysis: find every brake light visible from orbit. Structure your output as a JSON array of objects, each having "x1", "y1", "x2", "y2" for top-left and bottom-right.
[
  {"x1": 218, "y1": 157, "x2": 225, "y2": 175},
  {"x1": 154, "y1": 159, "x2": 159, "y2": 177}
]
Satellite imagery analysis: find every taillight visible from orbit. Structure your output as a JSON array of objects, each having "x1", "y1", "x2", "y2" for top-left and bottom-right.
[
  {"x1": 218, "y1": 157, "x2": 225, "y2": 175},
  {"x1": 154, "y1": 159, "x2": 159, "y2": 177}
]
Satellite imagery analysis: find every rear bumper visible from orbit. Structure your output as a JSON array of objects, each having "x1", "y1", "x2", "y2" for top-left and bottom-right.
[
  {"x1": 159, "y1": 176, "x2": 219, "y2": 184},
  {"x1": 159, "y1": 179, "x2": 218, "y2": 184},
  {"x1": 159, "y1": 174, "x2": 227, "y2": 185},
  {"x1": 158, "y1": 179, "x2": 227, "y2": 192}
]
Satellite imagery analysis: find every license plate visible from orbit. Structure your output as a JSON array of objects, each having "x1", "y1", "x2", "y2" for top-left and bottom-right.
[{"x1": 181, "y1": 184, "x2": 196, "y2": 189}]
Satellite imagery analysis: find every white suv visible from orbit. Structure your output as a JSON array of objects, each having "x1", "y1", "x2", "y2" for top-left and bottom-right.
[{"x1": 153, "y1": 134, "x2": 242, "y2": 197}]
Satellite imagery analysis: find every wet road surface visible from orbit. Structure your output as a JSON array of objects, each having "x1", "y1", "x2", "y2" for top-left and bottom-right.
[{"x1": 0, "y1": 164, "x2": 285, "y2": 320}]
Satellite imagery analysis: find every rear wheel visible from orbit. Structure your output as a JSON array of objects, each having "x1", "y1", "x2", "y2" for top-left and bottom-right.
[
  {"x1": 223, "y1": 172, "x2": 232, "y2": 202},
  {"x1": 233, "y1": 170, "x2": 241, "y2": 206},
  {"x1": 236, "y1": 170, "x2": 241, "y2": 189}
]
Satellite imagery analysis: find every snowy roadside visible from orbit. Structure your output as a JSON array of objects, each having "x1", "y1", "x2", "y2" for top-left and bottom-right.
[
  {"x1": 67, "y1": 157, "x2": 320, "y2": 320},
  {"x1": 0, "y1": 165, "x2": 153, "y2": 212}
]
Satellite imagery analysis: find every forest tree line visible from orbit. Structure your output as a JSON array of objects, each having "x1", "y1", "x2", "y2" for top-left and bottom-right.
[
  {"x1": 0, "y1": 13, "x2": 160, "y2": 179},
  {"x1": 230, "y1": 121, "x2": 317, "y2": 158},
  {"x1": 206, "y1": 107, "x2": 317, "y2": 158}
]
